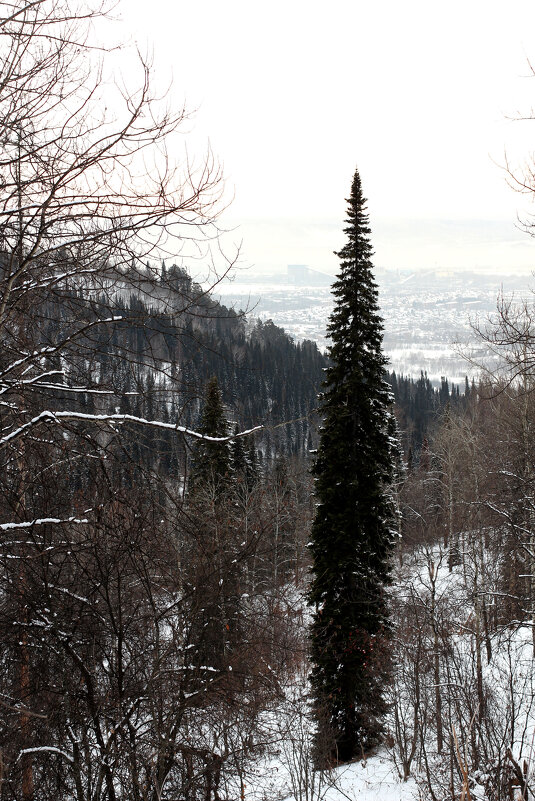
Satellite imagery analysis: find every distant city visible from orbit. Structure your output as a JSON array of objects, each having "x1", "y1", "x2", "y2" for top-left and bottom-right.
[{"x1": 216, "y1": 265, "x2": 535, "y2": 387}]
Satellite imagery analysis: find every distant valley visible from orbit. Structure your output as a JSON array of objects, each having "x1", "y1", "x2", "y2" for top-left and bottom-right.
[{"x1": 216, "y1": 267, "x2": 535, "y2": 386}]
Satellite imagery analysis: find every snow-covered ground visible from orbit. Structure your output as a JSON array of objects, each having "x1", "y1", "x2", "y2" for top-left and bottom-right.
[
  {"x1": 231, "y1": 538, "x2": 535, "y2": 801},
  {"x1": 244, "y1": 744, "x2": 418, "y2": 801},
  {"x1": 225, "y1": 677, "x2": 419, "y2": 801}
]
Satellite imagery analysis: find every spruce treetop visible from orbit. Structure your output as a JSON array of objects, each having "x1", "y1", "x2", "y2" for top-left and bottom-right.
[{"x1": 327, "y1": 169, "x2": 385, "y2": 377}]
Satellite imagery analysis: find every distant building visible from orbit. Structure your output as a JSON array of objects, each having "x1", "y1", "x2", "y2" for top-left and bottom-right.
[{"x1": 287, "y1": 264, "x2": 332, "y2": 286}]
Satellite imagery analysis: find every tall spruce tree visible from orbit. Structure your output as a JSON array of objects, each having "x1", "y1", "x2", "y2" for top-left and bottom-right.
[{"x1": 308, "y1": 167, "x2": 398, "y2": 763}]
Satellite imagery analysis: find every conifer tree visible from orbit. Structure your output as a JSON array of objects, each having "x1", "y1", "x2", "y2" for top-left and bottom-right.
[
  {"x1": 308, "y1": 167, "x2": 398, "y2": 763},
  {"x1": 188, "y1": 376, "x2": 230, "y2": 494},
  {"x1": 230, "y1": 422, "x2": 248, "y2": 479}
]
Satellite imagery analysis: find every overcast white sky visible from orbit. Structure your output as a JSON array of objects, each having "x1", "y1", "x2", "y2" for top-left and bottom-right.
[{"x1": 119, "y1": 0, "x2": 535, "y2": 275}]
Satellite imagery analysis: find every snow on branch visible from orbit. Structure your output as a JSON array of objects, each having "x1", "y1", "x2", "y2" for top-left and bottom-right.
[
  {"x1": 0, "y1": 517, "x2": 89, "y2": 531},
  {"x1": 0, "y1": 346, "x2": 58, "y2": 379},
  {"x1": 0, "y1": 410, "x2": 263, "y2": 448},
  {"x1": 18, "y1": 746, "x2": 73, "y2": 764}
]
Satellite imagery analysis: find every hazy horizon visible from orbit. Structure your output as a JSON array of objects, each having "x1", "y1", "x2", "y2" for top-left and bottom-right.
[{"x1": 220, "y1": 215, "x2": 535, "y2": 278}]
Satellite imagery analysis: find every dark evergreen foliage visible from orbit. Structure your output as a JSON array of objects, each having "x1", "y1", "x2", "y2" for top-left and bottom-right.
[
  {"x1": 386, "y1": 370, "x2": 466, "y2": 458},
  {"x1": 308, "y1": 168, "x2": 398, "y2": 763},
  {"x1": 188, "y1": 377, "x2": 230, "y2": 493},
  {"x1": 230, "y1": 422, "x2": 248, "y2": 480}
]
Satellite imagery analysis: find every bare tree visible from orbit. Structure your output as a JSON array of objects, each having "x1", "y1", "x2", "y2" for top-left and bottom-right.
[
  {"x1": 0, "y1": 4, "x2": 272, "y2": 799},
  {"x1": 0, "y1": 0, "x2": 237, "y2": 484}
]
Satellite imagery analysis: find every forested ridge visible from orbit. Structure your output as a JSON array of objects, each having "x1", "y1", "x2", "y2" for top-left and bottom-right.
[
  {"x1": 36, "y1": 259, "x2": 463, "y2": 469},
  {"x1": 36, "y1": 261, "x2": 327, "y2": 468}
]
